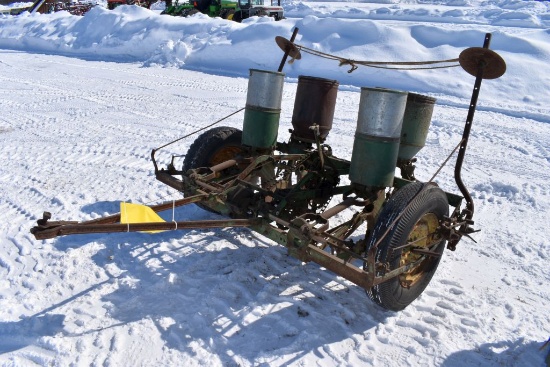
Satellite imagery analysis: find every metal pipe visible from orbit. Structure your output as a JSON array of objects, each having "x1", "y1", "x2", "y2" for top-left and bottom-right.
[
  {"x1": 320, "y1": 196, "x2": 366, "y2": 220},
  {"x1": 209, "y1": 159, "x2": 238, "y2": 173},
  {"x1": 32, "y1": 218, "x2": 262, "y2": 240},
  {"x1": 278, "y1": 27, "x2": 299, "y2": 72},
  {"x1": 66, "y1": 193, "x2": 207, "y2": 226}
]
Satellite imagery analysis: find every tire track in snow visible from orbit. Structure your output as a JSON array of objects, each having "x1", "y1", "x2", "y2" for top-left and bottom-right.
[{"x1": 1, "y1": 50, "x2": 549, "y2": 366}]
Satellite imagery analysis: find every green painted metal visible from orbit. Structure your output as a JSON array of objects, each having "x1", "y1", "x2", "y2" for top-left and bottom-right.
[
  {"x1": 349, "y1": 133, "x2": 400, "y2": 188},
  {"x1": 398, "y1": 93, "x2": 436, "y2": 160},
  {"x1": 242, "y1": 69, "x2": 284, "y2": 149},
  {"x1": 242, "y1": 107, "x2": 280, "y2": 148},
  {"x1": 350, "y1": 87, "x2": 407, "y2": 188}
]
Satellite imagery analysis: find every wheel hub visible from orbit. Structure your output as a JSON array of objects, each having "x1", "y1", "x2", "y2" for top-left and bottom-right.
[
  {"x1": 399, "y1": 212, "x2": 441, "y2": 287},
  {"x1": 210, "y1": 146, "x2": 244, "y2": 166}
]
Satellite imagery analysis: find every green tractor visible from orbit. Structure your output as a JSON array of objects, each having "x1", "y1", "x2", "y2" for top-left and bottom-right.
[
  {"x1": 162, "y1": 0, "x2": 284, "y2": 22},
  {"x1": 161, "y1": 0, "x2": 196, "y2": 16}
]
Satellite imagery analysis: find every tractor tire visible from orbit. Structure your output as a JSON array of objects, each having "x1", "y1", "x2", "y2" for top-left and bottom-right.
[
  {"x1": 365, "y1": 182, "x2": 449, "y2": 311},
  {"x1": 183, "y1": 126, "x2": 243, "y2": 172},
  {"x1": 183, "y1": 126, "x2": 244, "y2": 213},
  {"x1": 224, "y1": 9, "x2": 235, "y2": 20},
  {"x1": 232, "y1": 10, "x2": 243, "y2": 22}
]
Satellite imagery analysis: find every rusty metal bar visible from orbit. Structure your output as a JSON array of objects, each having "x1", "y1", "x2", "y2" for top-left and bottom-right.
[
  {"x1": 209, "y1": 159, "x2": 239, "y2": 173},
  {"x1": 254, "y1": 214, "x2": 434, "y2": 289},
  {"x1": 304, "y1": 245, "x2": 372, "y2": 289},
  {"x1": 320, "y1": 196, "x2": 366, "y2": 220},
  {"x1": 193, "y1": 178, "x2": 225, "y2": 193},
  {"x1": 278, "y1": 27, "x2": 299, "y2": 72},
  {"x1": 32, "y1": 218, "x2": 262, "y2": 240},
  {"x1": 234, "y1": 155, "x2": 271, "y2": 182},
  {"x1": 298, "y1": 242, "x2": 430, "y2": 289},
  {"x1": 454, "y1": 33, "x2": 491, "y2": 221},
  {"x1": 63, "y1": 193, "x2": 208, "y2": 226},
  {"x1": 155, "y1": 171, "x2": 184, "y2": 192}
]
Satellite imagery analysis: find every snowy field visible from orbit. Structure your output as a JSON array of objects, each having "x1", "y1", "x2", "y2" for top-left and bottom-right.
[{"x1": 0, "y1": 0, "x2": 549, "y2": 366}]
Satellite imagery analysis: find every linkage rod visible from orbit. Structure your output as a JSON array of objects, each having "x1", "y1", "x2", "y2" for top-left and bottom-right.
[
  {"x1": 32, "y1": 218, "x2": 261, "y2": 240},
  {"x1": 454, "y1": 33, "x2": 492, "y2": 220}
]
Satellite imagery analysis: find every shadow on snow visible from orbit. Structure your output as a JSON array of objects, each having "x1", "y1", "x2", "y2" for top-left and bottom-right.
[
  {"x1": 44, "y1": 202, "x2": 393, "y2": 364},
  {"x1": 441, "y1": 338, "x2": 548, "y2": 367}
]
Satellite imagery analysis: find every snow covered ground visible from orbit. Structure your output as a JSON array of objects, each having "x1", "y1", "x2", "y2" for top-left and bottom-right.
[{"x1": 0, "y1": 0, "x2": 549, "y2": 366}]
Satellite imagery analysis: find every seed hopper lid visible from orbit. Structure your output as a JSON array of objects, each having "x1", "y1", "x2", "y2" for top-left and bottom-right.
[{"x1": 459, "y1": 47, "x2": 506, "y2": 79}]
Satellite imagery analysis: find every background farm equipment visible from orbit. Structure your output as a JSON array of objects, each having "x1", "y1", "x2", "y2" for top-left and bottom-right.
[
  {"x1": 30, "y1": 30, "x2": 506, "y2": 311},
  {"x1": 46, "y1": 0, "x2": 96, "y2": 14},
  {"x1": 7, "y1": 0, "x2": 98, "y2": 15},
  {"x1": 161, "y1": 0, "x2": 283, "y2": 21},
  {"x1": 107, "y1": 0, "x2": 153, "y2": 10}
]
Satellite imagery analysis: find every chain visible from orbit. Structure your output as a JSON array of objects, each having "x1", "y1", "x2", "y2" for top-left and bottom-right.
[{"x1": 294, "y1": 43, "x2": 460, "y2": 73}]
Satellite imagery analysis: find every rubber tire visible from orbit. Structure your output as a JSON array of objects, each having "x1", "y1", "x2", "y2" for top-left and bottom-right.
[
  {"x1": 232, "y1": 10, "x2": 243, "y2": 22},
  {"x1": 366, "y1": 182, "x2": 449, "y2": 311},
  {"x1": 183, "y1": 126, "x2": 243, "y2": 172},
  {"x1": 183, "y1": 126, "x2": 243, "y2": 213},
  {"x1": 225, "y1": 9, "x2": 235, "y2": 20}
]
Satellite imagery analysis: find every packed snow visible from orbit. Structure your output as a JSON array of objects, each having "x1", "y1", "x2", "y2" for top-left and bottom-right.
[{"x1": 0, "y1": 0, "x2": 549, "y2": 366}]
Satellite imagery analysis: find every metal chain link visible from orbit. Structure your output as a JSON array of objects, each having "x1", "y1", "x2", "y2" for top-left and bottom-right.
[{"x1": 294, "y1": 43, "x2": 460, "y2": 73}]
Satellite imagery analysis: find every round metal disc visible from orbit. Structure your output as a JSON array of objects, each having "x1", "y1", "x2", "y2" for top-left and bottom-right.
[
  {"x1": 275, "y1": 36, "x2": 302, "y2": 60},
  {"x1": 459, "y1": 47, "x2": 506, "y2": 79}
]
